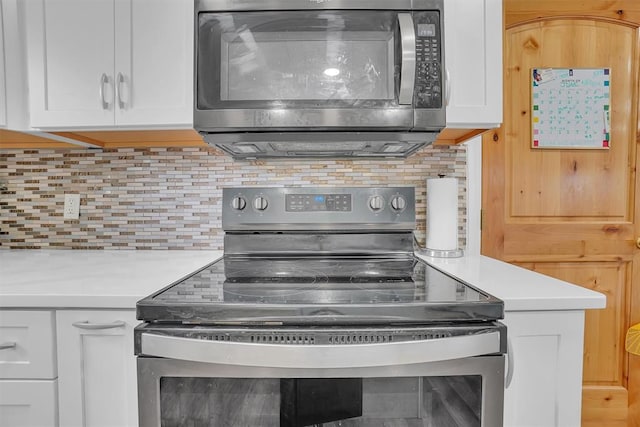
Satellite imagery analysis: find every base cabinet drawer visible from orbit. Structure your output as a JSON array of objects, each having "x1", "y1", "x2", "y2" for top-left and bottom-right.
[
  {"x1": 0, "y1": 310, "x2": 56, "y2": 379},
  {"x1": 0, "y1": 379, "x2": 58, "y2": 427}
]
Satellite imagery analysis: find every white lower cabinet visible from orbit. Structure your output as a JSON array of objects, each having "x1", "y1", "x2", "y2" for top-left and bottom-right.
[
  {"x1": 56, "y1": 310, "x2": 138, "y2": 427},
  {"x1": 503, "y1": 310, "x2": 586, "y2": 427},
  {"x1": 0, "y1": 310, "x2": 58, "y2": 427},
  {"x1": 0, "y1": 380, "x2": 58, "y2": 427}
]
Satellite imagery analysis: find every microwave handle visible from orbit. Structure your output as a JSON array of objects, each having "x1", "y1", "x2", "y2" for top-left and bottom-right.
[
  {"x1": 140, "y1": 331, "x2": 501, "y2": 369},
  {"x1": 397, "y1": 13, "x2": 416, "y2": 105}
]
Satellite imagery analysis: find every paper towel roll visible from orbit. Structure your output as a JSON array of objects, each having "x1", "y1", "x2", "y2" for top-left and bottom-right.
[{"x1": 426, "y1": 177, "x2": 459, "y2": 251}]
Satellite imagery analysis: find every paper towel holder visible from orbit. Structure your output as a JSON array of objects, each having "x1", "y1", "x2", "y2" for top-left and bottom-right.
[
  {"x1": 413, "y1": 236, "x2": 464, "y2": 258},
  {"x1": 419, "y1": 247, "x2": 464, "y2": 258}
]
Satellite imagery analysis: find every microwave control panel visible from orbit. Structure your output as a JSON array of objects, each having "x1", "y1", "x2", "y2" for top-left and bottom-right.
[{"x1": 414, "y1": 11, "x2": 442, "y2": 109}]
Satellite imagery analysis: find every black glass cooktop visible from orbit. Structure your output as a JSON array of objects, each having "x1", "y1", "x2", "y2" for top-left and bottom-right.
[{"x1": 136, "y1": 256, "x2": 503, "y2": 326}]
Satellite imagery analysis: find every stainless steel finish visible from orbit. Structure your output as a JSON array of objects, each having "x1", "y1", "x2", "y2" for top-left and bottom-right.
[
  {"x1": 195, "y1": 0, "x2": 443, "y2": 12},
  {"x1": 0, "y1": 342, "x2": 16, "y2": 350},
  {"x1": 398, "y1": 13, "x2": 416, "y2": 105},
  {"x1": 231, "y1": 196, "x2": 246, "y2": 211},
  {"x1": 116, "y1": 72, "x2": 125, "y2": 109},
  {"x1": 137, "y1": 353, "x2": 505, "y2": 427},
  {"x1": 445, "y1": 67, "x2": 451, "y2": 107},
  {"x1": 207, "y1": 132, "x2": 436, "y2": 159},
  {"x1": 369, "y1": 195, "x2": 384, "y2": 211},
  {"x1": 224, "y1": 233, "x2": 414, "y2": 258},
  {"x1": 194, "y1": 108, "x2": 415, "y2": 131},
  {"x1": 72, "y1": 320, "x2": 126, "y2": 330},
  {"x1": 418, "y1": 248, "x2": 464, "y2": 258},
  {"x1": 194, "y1": 0, "x2": 446, "y2": 159},
  {"x1": 222, "y1": 187, "x2": 415, "y2": 232},
  {"x1": 390, "y1": 195, "x2": 407, "y2": 211},
  {"x1": 141, "y1": 331, "x2": 500, "y2": 368},
  {"x1": 99, "y1": 73, "x2": 110, "y2": 110}
]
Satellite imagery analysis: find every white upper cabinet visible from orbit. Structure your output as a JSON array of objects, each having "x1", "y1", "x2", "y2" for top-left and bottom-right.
[
  {"x1": 444, "y1": 0, "x2": 502, "y2": 129},
  {"x1": 25, "y1": 0, "x2": 193, "y2": 129},
  {"x1": 0, "y1": 1, "x2": 7, "y2": 128}
]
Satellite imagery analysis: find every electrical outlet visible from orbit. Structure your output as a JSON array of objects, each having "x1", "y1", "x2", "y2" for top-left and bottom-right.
[{"x1": 64, "y1": 194, "x2": 80, "y2": 219}]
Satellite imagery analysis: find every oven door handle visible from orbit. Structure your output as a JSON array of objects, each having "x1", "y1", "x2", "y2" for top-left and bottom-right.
[{"x1": 140, "y1": 331, "x2": 501, "y2": 368}]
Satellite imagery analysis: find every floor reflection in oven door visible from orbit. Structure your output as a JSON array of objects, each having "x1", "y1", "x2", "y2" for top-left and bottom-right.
[{"x1": 158, "y1": 375, "x2": 484, "y2": 427}]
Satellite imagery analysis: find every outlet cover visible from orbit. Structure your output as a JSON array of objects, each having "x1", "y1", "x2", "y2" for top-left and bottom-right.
[{"x1": 64, "y1": 194, "x2": 80, "y2": 219}]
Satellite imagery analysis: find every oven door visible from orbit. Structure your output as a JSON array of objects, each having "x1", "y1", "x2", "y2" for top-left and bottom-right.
[
  {"x1": 137, "y1": 332, "x2": 504, "y2": 427},
  {"x1": 194, "y1": 7, "x2": 445, "y2": 132}
]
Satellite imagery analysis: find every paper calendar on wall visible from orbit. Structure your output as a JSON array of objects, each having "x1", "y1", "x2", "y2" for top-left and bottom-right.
[{"x1": 531, "y1": 68, "x2": 611, "y2": 149}]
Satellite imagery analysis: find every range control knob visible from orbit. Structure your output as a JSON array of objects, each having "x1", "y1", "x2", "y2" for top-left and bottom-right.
[
  {"x1": 369, "y1": 195, "x2": 385, "y2": 212},
  {"x1": 253, "y1": 196, "x2": 269, "y2": 211},
  {"x1": 390, "y1": 195, "x2": 407, "y2": 212},
  {"x1": 231, "y1": 196, "x2": 247, "y2": 211}
]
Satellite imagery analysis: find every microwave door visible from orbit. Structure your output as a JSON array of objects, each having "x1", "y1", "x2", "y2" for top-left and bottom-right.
[{"x1": 195, "y1": 10, "x2": 416, "y2": 131}]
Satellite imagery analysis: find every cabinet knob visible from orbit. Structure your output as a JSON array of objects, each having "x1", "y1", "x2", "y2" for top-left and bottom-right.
[{"x1": 636, "y1": 237, "x2": 640, "y2": 250}]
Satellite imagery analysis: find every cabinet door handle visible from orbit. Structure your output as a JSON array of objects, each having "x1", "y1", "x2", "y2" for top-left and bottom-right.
[
  {"x1": 116, "y1": 72, "x2": 126, "y2": 109},
  {"x1": 0, "y1": 341, "x2": 16, "y2": 350},
  {"x1": 99, "y1": 73, "x2": 111, "y2": 110},
  {"x1": 72, "y1": 320, "x2": 126, "y2": 330},
  {"x1": 505, "y1": 337, "x2": 515, "y2": 388},
  {"x1": 636, "y1": 237, "x2": 640, "y2": 249}
]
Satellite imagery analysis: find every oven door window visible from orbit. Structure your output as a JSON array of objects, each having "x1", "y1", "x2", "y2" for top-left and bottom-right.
[
  {"x1": 196, "y1": 11, "x2": 402, "y2": 109},
  {"x1": 159, "y1": 376, "x2": 482, "y2": 426}
]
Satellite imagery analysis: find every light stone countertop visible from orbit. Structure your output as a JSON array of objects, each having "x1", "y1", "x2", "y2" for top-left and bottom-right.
[
  {"x1": 416, "y1": 253, "x2": 606, "y2": 312},
  {"x1": 0, "y1": 250, "x2": 223, "y2": 308},
  {"x1": 0, "y1": 250, "x2": 605, "y2": 311}
]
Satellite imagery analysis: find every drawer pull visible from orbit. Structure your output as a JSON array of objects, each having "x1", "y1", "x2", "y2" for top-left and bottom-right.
[
  {"x1": 72, "y1": 320, "x2": 126, "y2": 330},
  {"x1": 0, "y1": 341, "x2": 17, "y2": 350}
]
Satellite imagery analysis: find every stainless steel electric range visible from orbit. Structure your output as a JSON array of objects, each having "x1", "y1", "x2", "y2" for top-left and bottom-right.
[{"x1": 135, "y1": 187, "x2": 506, "y2": 427}]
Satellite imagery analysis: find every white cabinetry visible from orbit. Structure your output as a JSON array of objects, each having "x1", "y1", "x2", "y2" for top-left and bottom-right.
[
  {"x1": 444, "y1": 0, "x2": 502, "y2": 128},
  {"x1": 0, "y1": 310, "x2": 57, "y2": 427},
  {"x1": 56, "y1": 310, "x2": 138, "y2": 427},
  {"x1": 25, "y1": 0, "x2": 193, "y2": 129},
  {"x1": 0, "y1": 0, "x2": 7, "y2": 127},
  {"x1": 503, "y1": 310, "x2": 586, "y2": 427}
]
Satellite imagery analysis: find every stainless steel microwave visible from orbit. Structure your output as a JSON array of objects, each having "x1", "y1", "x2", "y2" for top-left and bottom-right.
[{"x1": 194, "y1": 0, "x2": 446, "y2": 159}]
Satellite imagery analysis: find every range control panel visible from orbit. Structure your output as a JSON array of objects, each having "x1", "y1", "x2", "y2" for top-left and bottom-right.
[
  {"x1": 222, "y1": 187, "x2": 415, "y2": 232},
  {"x1": 286, "y1": 194, "x2": 352, "y2": 212}
]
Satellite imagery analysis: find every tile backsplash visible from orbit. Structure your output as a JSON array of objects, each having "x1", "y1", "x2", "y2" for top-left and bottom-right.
[{"x1": 0, "y1": 145, "x2": 467, "y2": 249}]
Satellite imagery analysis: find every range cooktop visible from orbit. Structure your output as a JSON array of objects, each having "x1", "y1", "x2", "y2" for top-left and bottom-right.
[{"x1": 136, "y1": 256, "x2": 503, "y2": 326}]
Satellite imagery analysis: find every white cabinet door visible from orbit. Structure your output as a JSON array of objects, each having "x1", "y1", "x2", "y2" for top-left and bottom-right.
[
  {"x1": 25, "y1": 0, "x2": 192, "y2": 129},
  {"x1": 0, "y1": 0, "x2": 7, "y2": 127},
  {"x1": 25, "y1": 0, "x2": 115, "y2": 128},
  {"x1": 56, "y1": 310, "x2": 138, "y2": 427},
  {"x1": 502, "y1": 310, "x2": 586, "y2": 427},
  {"x1": 444, "y1": 0, "x2": 502, "y2": 128},
  {"x1": 0, "y1": 380, "x2": 58, "y2": 427},
  {"x1": 114, "y1": 0, "x2": 193, "y2": 126}
]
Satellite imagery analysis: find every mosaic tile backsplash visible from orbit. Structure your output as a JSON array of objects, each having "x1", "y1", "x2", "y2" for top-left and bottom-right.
[{"x1": 0, "y1": 145, "x2": 467, "y2": 250}]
